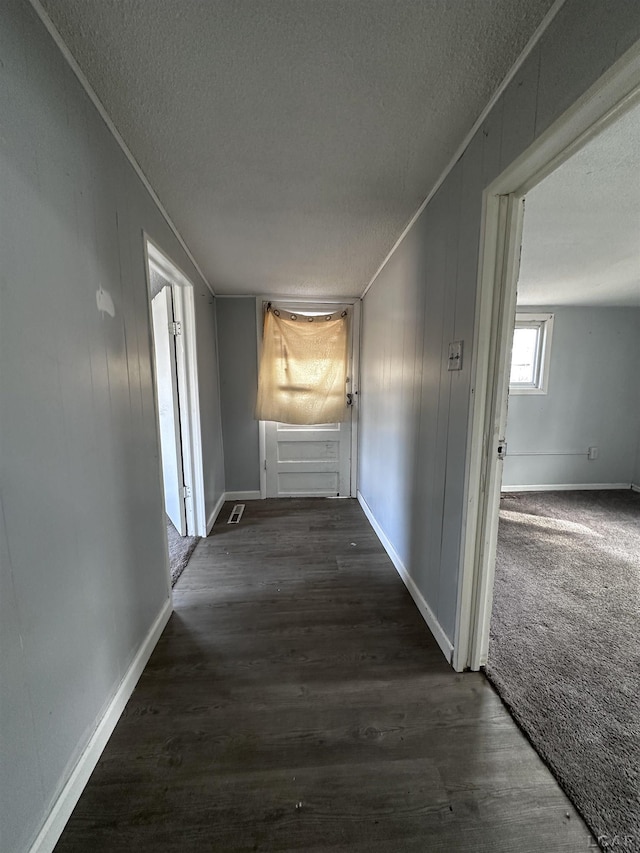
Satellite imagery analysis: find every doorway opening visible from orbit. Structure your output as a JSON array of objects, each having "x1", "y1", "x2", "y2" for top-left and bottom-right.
[
  {"x1": 489, "y1": 101, "x2": 640, "y2": 844},
  {"x1": 256, "y1": 298, "x2": 360, "y2": 499},
  {"x1": 457, "y1": 44, "x2": 640, "y2": 849},
  {"x1": 457, "y1": 43, "x2": 640, "y2": 666},
  {"x1": 144, "y1": 239, "x2": 206, "y2": 584}
]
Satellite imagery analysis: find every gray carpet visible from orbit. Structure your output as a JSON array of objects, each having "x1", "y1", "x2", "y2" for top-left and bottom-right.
[
  {"x1": 166, "y1": 518, "x2": 199, "y2": 586},
  {"x1": 486, "y1": 490, "x2": 640, "y2": 852}
]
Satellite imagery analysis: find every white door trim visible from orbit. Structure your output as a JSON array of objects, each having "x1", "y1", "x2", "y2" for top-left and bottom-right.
[
  {"x1": 255, "y1": 301, "x2": 267, "y2": 499},
  {"x1": 349, "y1": 299, "x2": 361, "y2": 498},
  {"x1": 255, "y1": 296, "x2": 361, "y2": 498},
  {"x1": 454, "y1": 41, "x2": 640, "y2": 673},
  {"x1": 144, "y1": 236, "x2": 207, "y2": 537}
]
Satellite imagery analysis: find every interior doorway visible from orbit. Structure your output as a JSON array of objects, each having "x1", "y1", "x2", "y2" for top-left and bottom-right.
[
  {"x1": 485, "y1": 99, "x2": 640, "y2": 845},
  {"x1": 457, "y1": 48, "x2": 640, "y2": 673},
  {"x1": 455, "y1": 45, "x2": 640, "y2": 852},
  {"x1": 257, "y1": 299, "x2": 360, "y2": 499},
  {"x1": 145, "y1": 238, "x2": 207, "y2": 549}
]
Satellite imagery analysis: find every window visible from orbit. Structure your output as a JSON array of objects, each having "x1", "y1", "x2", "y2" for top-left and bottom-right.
[{"x1": 509, "y1": 313, "x2": 554, "y2": 394}]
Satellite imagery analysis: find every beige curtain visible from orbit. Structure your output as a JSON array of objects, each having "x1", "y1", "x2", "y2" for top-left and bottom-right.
[{"x1": 255, "y1": 307, "x2": 349, "y2": 424}]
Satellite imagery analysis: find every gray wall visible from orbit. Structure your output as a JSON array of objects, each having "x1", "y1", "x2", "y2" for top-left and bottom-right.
[
  {"x1": 503, "y1": 308, "x2": 640, "y2": 487},
  {"x1": 0, "y1": 4, "x2": 224, "y2": 852},
  {"x1": 216, "y1": 298, "x2": 261, "y2": 492},
  {"x1": 359, "y1": 0, "x2": 640, "y2": 645}
]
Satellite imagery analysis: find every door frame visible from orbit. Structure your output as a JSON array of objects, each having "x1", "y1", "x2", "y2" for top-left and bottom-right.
[
  {"x1": 454, "y1": 43, "x2": 640, "y2": 672},
  {"x1": 150, "y1": 285, "x2": 188, "y2": 535},
  {"x1": 144, "y1": 236, "x2": 207, "y2": 537},
  {"x1": 255, "y1": 296, "x2": 361, "y2": 499}
]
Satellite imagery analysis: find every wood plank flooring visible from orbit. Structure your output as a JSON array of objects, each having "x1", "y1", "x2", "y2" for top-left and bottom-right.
[{"x1": 54, "y1": 498, "x2": 593, "y2": 852}]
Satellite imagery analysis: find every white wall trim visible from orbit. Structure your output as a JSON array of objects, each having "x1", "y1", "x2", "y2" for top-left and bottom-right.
[
  {"x1": 256, "y1": 299, "x2": 268, "y2": 499},
  {"x1": 206, "y1": 492, "x2": 227, "y2": 535},
  {"x1": 632, "y1": 483, "x2": 640, "y2": 493},
  {"x1": 349, "y1": 300, "x2": 362, "y2": 498},
  {"x1": 29, "y1": 598, "x2": 172, "y2": 853},
  {"x1": 28, "y1": 0, "x2": 214, "y2": 297},
  {"x1": 258, "y1": 420, "x2": 267, "y2": 500},
  {"x1": 357, "y1": 492, "x2": 454, "y2": 665},
  {"x1": 225, "y1": 490, "x2": 262, "y2": 501},
  {"x1": 502, "y1": 482, "x2": 633, "y2": 492},
  {"x1": 360, "y1": 0, "x2": 565, "y2": 300}
]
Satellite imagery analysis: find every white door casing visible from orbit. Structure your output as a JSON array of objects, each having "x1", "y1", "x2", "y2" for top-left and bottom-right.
[
  {"x1": 259, "y1": 299, "x2": 360, "y2": 498},
  {"x1": 145, "y1": 237, "x2": 208, "y2": 537},
  {"x1": 151, "y1": 286, "x2": 187, "y2": 534}
]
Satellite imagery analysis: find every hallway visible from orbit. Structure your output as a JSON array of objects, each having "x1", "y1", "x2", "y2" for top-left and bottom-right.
[{"x1": 54, "y1": 500, "x2": 590, "y2": 852}]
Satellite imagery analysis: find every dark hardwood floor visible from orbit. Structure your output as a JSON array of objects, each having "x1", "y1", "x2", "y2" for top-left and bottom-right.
[{"x1": 54, "y1": 499, "x2": 592, "y2": 852}]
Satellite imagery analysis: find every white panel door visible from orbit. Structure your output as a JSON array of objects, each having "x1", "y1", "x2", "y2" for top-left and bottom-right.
[
  {"x1": 262, "y1": 300, "x2": 356, "y2": 498},
  {"x1": 151, "y1": 287, "x2": 187, "y2": 534},
  {"x1": 265, "y1": 418, "x2": 351, "y2": 497}
]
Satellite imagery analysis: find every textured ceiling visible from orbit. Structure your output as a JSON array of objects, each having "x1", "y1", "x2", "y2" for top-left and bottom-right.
[
  {"x1": 41, "y1": 0, "x2": 557, "y2": 297},
  {"x1": 519, "y1": 100, "x2": 640, "y2": 308}
]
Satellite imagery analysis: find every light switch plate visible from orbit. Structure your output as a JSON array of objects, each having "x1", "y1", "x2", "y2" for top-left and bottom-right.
[{"x1": 448, "y1": 340, "x2": 463, "y2": 370}]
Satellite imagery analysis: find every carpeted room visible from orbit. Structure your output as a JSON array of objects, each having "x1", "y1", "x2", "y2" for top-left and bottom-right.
[
  {"x1": 484, "y1": 103, "x2": 640, "y2": 850},
  {"x1": 487, "y1": 489, "x2": 640, "y2": 848},
  {"x1": 166, "y1": 517, "x2": 199, "y2": 586}
]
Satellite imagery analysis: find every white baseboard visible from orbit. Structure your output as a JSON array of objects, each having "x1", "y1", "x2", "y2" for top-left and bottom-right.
[
  {"x1": 502, "y1": 482, "x2": 632, "y2": 493},
  {"x1": 30, "y1": 598, "x2": 173, "y2": 853},
  {"x1": 206, "y1": 492, "x2": 227, "y2": 535},
  {"x1": 357, "y1": 491, "x2": 454, "y2": 665},
  {"x1": 225, "y1": 490, "x2": 262, "y2": 501},
  {"x1": 632, "y1": 484, "x2": 640, "y2": 493}
]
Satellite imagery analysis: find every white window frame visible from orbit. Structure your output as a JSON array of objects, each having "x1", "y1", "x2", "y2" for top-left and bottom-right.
[{"x1": 509, "y1": 312, "x2": 554, "y2": 395}]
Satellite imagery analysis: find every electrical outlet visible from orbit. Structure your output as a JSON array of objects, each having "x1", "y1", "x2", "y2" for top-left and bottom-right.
[{"x1": 588, "y1": 446, "x2": 599, "y2": 461}]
